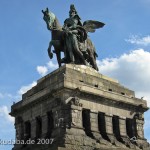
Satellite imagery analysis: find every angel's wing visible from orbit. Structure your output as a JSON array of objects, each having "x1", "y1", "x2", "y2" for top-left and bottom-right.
[{"x1": 83, "y1": 20, "x2": 105, "y2": 33}]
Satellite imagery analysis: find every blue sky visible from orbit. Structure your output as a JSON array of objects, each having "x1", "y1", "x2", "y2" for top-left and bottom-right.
[{"x1": 0, "y1": 0, "x2": 150, "y2": 149}]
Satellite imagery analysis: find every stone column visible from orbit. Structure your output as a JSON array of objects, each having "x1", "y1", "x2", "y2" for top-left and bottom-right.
[
  {"x1": 15, "y1": 122, "x2": 23, "y2": 140},
  {"x1": 31, "y1": 119, "x2": 36, "y2": 140},
  {"x1": 105, "y1": 113, "x2": 123, "y2": 146},
  {"x1": 119, "y1": 116, "x2": 127, "y2": 138},
  {"x1": 51, "y1": 106, "x2": 65, "y2": 138},
  {"x1": 71, "y1": 105, "x2": 83, "y2": 129},
  {"x1": 119, "y1": 116, "x2": 134, "y2": 148},
  {"x1": 41, "y1": 114, "x2": 48, "y2": 138},
  {"x1": 105, "y1": 113, "x2": 114, "y2": 143},
  {"x1": 90, "y1": 110, "x2": 99, "y2": 133},
  {"x1": 52, "y1": 106, "x2": 64, "y2": 129},
  {"x1": 15, "y1": 124, "x2": 19, "y2": 140},
  {"x1": 136, "y1": 119, "x2": 149, "y2": 149},
  {"x1": 66, "y1": 97, "x2": 85, "y2": 135},
  {"x1": 136, "y1": 119, "x2": 144, "y2": 139},
  {"x1": 90, "y1": 110, "x2": 108, "y2": 145},
  {"x1": 14, "y1": 121, "x2": 24, "y2": 149},
  {"x1": 14, "y1": 117, "x2": 24, "y2": 141},
  {"x1": 64, "y1": 98, "x2": 86, "y2": 148}
]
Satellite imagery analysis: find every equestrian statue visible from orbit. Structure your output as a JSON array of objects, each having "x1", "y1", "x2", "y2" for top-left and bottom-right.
[{"x1": 42, "y1": 4, "x2": 105, "y2": 71}]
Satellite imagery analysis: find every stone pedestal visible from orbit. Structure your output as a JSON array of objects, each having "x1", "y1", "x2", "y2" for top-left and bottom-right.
[{"x1": 10, "y1": 64, "x2": 150, "y2": 150}]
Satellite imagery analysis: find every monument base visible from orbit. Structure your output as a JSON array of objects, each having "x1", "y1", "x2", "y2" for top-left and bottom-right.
[{"x1": 10, "y1": 64, "x2": 150, "y2": 150}]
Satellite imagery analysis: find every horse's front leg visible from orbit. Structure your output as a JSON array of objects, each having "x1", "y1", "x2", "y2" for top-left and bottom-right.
[
  {"x1": 48, "y1": 41, "x2": 53, "y2": 59},
  {"x1": 48, "y1": 40, "x2": 62, "y2": 67},
  {"x1": 56, "y1": 51, "x2": 61, "y2": 68}
]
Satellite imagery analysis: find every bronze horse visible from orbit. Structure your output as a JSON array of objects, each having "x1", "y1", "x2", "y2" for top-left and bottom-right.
[
  {"x1": 42, "y1": 8, "x2": 64, "y2": 67},
  {"x1": 42, "y1": 8, "x2": 105, "y2": 70}
]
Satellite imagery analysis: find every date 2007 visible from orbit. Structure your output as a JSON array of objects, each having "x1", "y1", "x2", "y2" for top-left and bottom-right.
[{"x1": 37, "y1": 138, "x2": 54, "y2": 144}]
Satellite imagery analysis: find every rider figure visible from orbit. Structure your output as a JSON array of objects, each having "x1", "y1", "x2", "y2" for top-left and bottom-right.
[{"x1": 62, "y1": 4, "x2": 88, "y2": 65}]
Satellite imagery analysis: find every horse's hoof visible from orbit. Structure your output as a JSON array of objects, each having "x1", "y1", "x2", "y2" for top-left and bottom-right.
[
  {"x1": 52, "y1": 50, "x2": 56, "y2": 53},
  {"x1": 61, "y1": 57, "x2": 67, "y2": 63},
  {"x1": 49, "y1": 53, "x2": 53, "y2": 59}
]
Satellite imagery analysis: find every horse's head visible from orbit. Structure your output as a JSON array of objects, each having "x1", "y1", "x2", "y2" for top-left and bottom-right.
[{"x1": 42, "y1": 8, "x2": 56, "y2": 30}]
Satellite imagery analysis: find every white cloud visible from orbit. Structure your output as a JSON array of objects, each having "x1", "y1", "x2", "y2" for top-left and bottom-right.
[
  {"x1": 18, "y1": 81, "x2": 37, "y2": 95},
  {"x1": 0, "y1": 106, "x2": 14, "y2": 123},
  {"x1": 126, "y1": 35, "x2": 150, "y2": 46},
  {"x1": 97, "y1": 49, "x2": 150, "y2": 107},
  {"x1": 0, "y1": 93, "x2": 3, "y2": 98},
  {"x1": 37, "y1": 66, "x2": 48, "y2": 76},
  {"x1": 36, "y1": 61, "x2": 58, "y2": 76},
  {"x1": 47, "y1": 61, "x2": 58, "y2": 70}
]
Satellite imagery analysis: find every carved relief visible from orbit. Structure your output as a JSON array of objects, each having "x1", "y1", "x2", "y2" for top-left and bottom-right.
[
  {"x1": 69, "y1": 97, "x2": 83, "y2": 107},
  {"x1": 72, "y1": 110, "x2": 82, "y2": 126}
]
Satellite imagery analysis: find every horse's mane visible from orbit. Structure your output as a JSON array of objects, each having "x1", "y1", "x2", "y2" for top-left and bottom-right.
[{"x1": 54, "y1": 17, "x2": 62, "y2": 30}]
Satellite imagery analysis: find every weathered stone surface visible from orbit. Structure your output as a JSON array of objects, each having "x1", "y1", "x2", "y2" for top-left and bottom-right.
[{"x1": 10, "y1": 64, "x2": 150, "y2": 150}]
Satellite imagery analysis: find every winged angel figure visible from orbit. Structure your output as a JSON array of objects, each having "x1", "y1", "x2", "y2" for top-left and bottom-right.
[{"x1": 42, "y1": 4, "x2": 105, "y2": 71}]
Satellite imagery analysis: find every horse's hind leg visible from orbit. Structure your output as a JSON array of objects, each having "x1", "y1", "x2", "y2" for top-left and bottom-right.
[
  {"x1": 56, "y1": 51, "x2": 61, "y2": 67},
  {"x1": 88, "y1": 49, "x2": 99, "y2": 71}
]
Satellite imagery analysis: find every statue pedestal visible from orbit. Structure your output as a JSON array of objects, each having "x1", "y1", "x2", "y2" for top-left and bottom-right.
[{"x1": 10, "y1": 64, "x2": 149, "y2": 150}]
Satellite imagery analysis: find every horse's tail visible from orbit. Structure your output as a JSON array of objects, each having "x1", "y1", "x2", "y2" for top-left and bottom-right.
[{"x1": 87, "y1": 38, "x2": 98, "y2": 58}]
